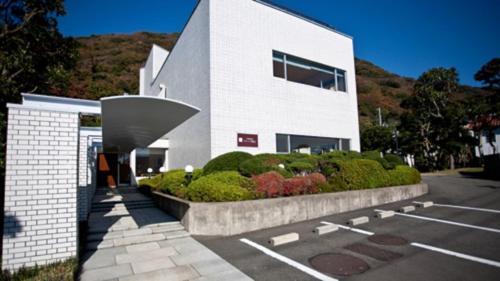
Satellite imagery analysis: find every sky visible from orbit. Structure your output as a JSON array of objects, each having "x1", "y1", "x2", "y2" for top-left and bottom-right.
[{"x1": 58, "y1": 0, "x2": 500, "y2": 87}]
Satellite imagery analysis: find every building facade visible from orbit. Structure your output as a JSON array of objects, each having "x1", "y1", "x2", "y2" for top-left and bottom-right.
[
  {"x1": 140, "y1": 0, "x2": 361, "y2": 170},
  {"x1": 2, "y1": 0, "x2": 360, "y2": 270}
]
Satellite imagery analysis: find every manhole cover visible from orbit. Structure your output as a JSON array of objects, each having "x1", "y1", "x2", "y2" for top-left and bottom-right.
[
  {"x1": 309, "y1": 253, "x2": 369, "y2": 276},
  {"x1": 344, "y1": 243, "x2": 403, "y2": 262},
  {"x1": 368, "y1": 234, "x2": 408, "y2": 246}
]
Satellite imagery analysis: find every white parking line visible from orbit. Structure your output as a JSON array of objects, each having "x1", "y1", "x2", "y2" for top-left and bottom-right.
[
  {"x1": 411, "y1": 242, "x2": 500, "y2": 268},
  {"x1": 434, "y1": 204, "x2": 500, "y2": 214},
  {"x1": 392, "y1": 212, "x2": 500, "y2": 234},
  {"x1": 240, "y1": 238, "x2": 338, "y2": 281},
  {"x1": 320, "y1": 221, "x2": 374, "y2": 236}
]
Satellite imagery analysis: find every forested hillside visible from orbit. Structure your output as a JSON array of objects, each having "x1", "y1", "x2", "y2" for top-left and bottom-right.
[{"x1": 68, "y1": 32, "x2": 487, "y2": 127}]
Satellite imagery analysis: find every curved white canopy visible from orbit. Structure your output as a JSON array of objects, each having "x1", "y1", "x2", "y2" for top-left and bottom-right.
[{"x1": 100, "y1": 95, "x2": 200, "y2": 153}]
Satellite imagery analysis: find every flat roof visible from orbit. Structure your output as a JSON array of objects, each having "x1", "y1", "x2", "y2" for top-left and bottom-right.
[{"x1": 254, "y1": 0, "x2": 352, "y2": 39}]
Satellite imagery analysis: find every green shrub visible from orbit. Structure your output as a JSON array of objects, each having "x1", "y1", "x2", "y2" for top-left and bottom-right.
[
  {"x1": 155, "y1": 168, "x2": 204, "y2": 197},
  {"x1": 388, "y1": 165, "x2": 421, "y2": 186},
  {"x1": 384, "y1": 154, "x2": 405, "y2": 166},
  {"x1": 330, "y1": 159, "x2": 391, "y2": 190},
  {"x1": 239, "y1": 154, "x2": 292, "y2": 177},
  {"x1": 288, "y1": 161, "x2": 314, "y2": 174},
  {"x1": 203, "y1": 151, "x2": 253, "y2": 175},
  {"x1": 281, "y1": 153, "x2": 318, "y2": 166},
  {"x1": 138, "y1": 174, "x2": 162, "y2": 190},
  {"x1": 362, "y1": 150, "x2": 393, "y2": 169},
  {"x1": 158, "y1": 169, "x2": 187, "y2": 195},
  {"x1": 321, "y1": 150, "x2": 362, "y2": 160},
  {"x1": 185, "y1": 171, "x2": 255, "y2": 202}
]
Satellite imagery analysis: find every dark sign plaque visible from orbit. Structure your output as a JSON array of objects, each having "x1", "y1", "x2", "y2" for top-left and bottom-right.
[{"x1": 237, "y1": 133, "x2": 258, "y2": 147}]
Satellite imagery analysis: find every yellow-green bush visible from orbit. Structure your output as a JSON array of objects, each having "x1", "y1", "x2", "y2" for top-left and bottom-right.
[
  {"x1": 331, "y1": 159, "x2": 391, "y2": 190},
  {"x1": 203, "y1": 151, "x2": 253, "y2": 175},
  {"x1": 185, "y1": 171, "x2": 255, "y2": 202},
  {"x1": 387, "y1": 165, "x2": 421, "y2": 186},
  {"x1": 330, "y1": 159, "x2": 421, "y2": 191}
]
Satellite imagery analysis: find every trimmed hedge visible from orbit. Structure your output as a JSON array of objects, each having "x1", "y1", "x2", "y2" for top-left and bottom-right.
[
  {"x1": 186, "y1": 171, "x2": 255, "y2": 202},
  {"x1": 331, "y1": 159, "x2": 391, "y2": 190},
  {"x1": 203, "y1": 151, "x2": 253, "y2": 175},
  {"x1": 239, "y1": 154, "x2": 293, "y2": 178},
  {"x1": 330, "y1": 159, "x2": 420, "y2": 191},
  {"x1": 387, "y1": 165, "x2": 421, "y2": 186}
]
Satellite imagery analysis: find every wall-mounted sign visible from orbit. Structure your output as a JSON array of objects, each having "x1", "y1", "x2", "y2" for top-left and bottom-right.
[{"x1": 237, "y1": 133, "x2": 258, "y2": 147}]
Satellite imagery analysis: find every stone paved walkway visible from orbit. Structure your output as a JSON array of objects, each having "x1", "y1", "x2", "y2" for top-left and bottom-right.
[{"x1": 79, "y1": 187, "x2": 252, "y2": 281}]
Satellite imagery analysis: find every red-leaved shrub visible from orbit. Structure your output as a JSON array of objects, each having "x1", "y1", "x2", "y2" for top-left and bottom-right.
[
  {"x1": 308, "y1": 172, "x2": 327, "y2": 194},
  {"x1": 252, "y1": 171, "x2": 285, "y2": 198},
  {"x1": 283, "y1": 177, "x2": 308, "y2": 196},
  {"x1": 282, "y1": 173, "x2": 326, "y2": 196}
]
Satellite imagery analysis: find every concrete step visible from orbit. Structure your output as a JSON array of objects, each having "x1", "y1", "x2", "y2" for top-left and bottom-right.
[
  {"x1": 90, "y1": 201, "x2": 155, "y2": 211},
  {"x1": 88, "y1": 221, "x2": 182, "y2": 235},
  {"x1": 91, "y1": 203, "x2": 156, "y2": 213},
  {"x1": 87, "y1": 223, "x2": 186, "y2": 242},
  {"x1": 85, "y1": 230, "x2": 190, "y2": 251}
]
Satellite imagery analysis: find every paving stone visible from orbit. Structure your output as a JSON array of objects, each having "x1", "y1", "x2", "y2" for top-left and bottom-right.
[
  {"x1": 164, "y1": 230, "x2": 190, "y2": 240},
  {"x1": 190, "y1": 269, "x2": 254, "y2": 281},
  {"x1": 171, "y1": 249, "x2": 219, "y2": 266},
  {"x1": 113, "y1": 233, "x2": 165, "y2": 247},
  {"x1": 80, "y1": 264, "x2": 133, "y2": 281},
  {"x1": 131, "y1": 256, "x2": 176, "y2": 274},
  {"x1": 126, "y1": 242, "x2": 160, "y2": 253},
  {"x1": 191, "y1": 258, "x2": 235, "y2": 276},
  {"x1": 119, "y1": 265, "x2": 199, "y2": 281},
  {"x1": 82, "y1": 247, "x2": 127, "y2": 270},
  {"x1": 87, "y1": 239, "x2": 114, "y2": 250},
  {"x1": 151, "y1": 224, "x2": 185, "y2": 234},
  {"x1": 116, "y1": 247, "x2": 177, "y2": 264},
  {"x1": 159, "y1": 237, "x2": 206, "y2": 254}
]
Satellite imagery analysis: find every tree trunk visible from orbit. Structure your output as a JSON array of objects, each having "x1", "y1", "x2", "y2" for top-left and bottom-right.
[{"x1": 449, "y1": 154, "x2": 455, "y2": 170}]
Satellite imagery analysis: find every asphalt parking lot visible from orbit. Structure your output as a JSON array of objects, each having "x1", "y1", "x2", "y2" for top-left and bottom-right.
[{"x1": 196, "y1": 175, "x2": 500, "y2": 281}]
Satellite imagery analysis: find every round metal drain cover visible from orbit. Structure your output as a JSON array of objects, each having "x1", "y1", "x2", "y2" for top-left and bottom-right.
[
  {"x1": 368, "y1": 234, "x2": 408, "y2": 246},
  {"x1": 309, "y1": 253, "x2": 369, "y2": 276}
]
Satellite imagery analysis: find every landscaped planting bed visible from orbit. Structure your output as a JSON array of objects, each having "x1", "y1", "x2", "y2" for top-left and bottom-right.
[{"x1": 139, "y1": 150, "x2": 421, "y2": 202}]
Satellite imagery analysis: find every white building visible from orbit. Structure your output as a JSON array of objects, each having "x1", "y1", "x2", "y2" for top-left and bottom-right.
[
  {"x1": 2, "y1": 0, "x2": 360, "y2": 270},
  {"x1": 139, "y1": 0, "x2": 360, "y2": 171}
]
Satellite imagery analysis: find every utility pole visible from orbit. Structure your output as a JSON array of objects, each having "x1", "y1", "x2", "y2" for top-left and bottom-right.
[{"x1": 377, "y1": 107, "x2": 383, "y2": 126}]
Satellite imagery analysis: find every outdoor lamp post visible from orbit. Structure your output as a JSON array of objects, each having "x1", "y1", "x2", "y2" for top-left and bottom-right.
[
  {"x1": 185, "y1": 165, "x2": 194, "y2": 183},
  {"x1": 159, "y1": 167, "x2": 166, "y2": 179},
  {"x1": 147, "y1": 168, "x2": 153, "y2": 179},
  {"x1": 278, "y1": 164, "x2": 285, "y2": 169}
]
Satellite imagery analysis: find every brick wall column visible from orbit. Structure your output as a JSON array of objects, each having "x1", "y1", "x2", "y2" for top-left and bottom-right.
[{"x1": 2, "y1": 105, "x2": 79, "y2": 271}]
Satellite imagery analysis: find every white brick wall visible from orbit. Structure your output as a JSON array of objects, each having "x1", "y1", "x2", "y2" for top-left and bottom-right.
[
  {"x1": 2, "y1": 106, "x2": 79, "y2": 270},
  {"x1": 77, "y1": 130, "x2": 101, "y2": 221}
]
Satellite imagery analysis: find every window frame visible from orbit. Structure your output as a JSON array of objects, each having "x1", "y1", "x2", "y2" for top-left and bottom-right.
[{"x1": 272, "y1": 50, "x2": 348, "y2": 93}]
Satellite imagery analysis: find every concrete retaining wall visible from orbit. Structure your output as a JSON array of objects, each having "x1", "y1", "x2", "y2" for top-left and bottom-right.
[{"x1": 153, "y1": 183, "x2": 428, "y2": 236}]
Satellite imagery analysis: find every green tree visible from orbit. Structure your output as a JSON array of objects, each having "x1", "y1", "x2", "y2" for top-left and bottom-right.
[
  {"x1": 399, "y1": 67, "x2": 471, "y2": 171},
  {"x1": 360, "y1": 125, "x2": 397, "y2": 153},
  {"x1": 471, "y1": 58, "x2": 500, "y2": 154},
  {"x1": 474, "y1": 58, "x2": 500, "y2": 91},
  {"x1": 0, "y1": 0, "x2": 78, "y2": 173}
]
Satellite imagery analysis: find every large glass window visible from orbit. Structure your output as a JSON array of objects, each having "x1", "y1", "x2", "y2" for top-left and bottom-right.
[
  {"x1": 276, "y1": 134, "x2": 351, "y2": 154},
  {"x1": 135, "y1": 148, "x2": 166, "y2": 177},
  {"x1": 272, "y1": 50, "x2": 347, "y2": 92}
]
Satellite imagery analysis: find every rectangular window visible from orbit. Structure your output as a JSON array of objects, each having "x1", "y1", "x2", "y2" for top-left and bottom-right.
[
  {"x1": 276, "y1": 134, "x2": 345, "y2": 154},
  {"x1": 341, "y1": 139, "x2": 350, "y2": 151},
  {"x1": 276, "y1": 134, "x2": 289, "y2": 153},
  {"x1": 272, "y1": 50, "x2": 347, "y2": 92},
  {"x1": 273, "y1": 52, "x2": 285, "y2": 78},
  {"x1": 135, "y1": 148, "x2": 166, "y2": 177}
]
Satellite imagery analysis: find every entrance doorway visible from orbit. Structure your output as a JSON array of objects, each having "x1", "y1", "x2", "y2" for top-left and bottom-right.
[{"x1": 97, "y1": 153, "x2": 131, "y2": 187}]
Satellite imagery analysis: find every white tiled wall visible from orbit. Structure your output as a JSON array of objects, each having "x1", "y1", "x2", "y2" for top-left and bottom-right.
[
  {"x1": 2, "y1": 106, "x2": 79, "y2": 270},
  {"x1": 209, "y1": 0, "x2": 360, "y2": 158}
]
